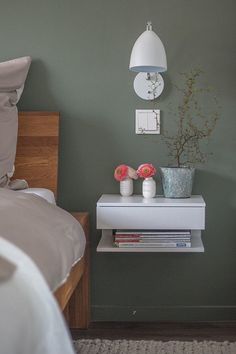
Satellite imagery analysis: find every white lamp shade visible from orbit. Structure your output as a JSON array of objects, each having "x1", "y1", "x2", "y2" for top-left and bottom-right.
[{"x1": 129, "y1": 27, "x2": 167, "y2": 73}]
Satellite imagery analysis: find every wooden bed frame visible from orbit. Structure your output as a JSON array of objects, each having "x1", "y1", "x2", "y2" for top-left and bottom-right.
[{"x1": 14, "y1": 111, "x2": 90, "y2": 329}]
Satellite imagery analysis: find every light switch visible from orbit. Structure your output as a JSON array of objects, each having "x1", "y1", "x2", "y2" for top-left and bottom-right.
[{"x1": 135, "y1": 109, "x2": 160, "y2": 134}]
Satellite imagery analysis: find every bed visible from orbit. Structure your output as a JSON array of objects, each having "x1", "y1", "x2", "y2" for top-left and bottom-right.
[
  {"x1": 0, "y1": 57, "x2": 89, "y2": 354},
  {"x1": 0, "y1": 110, "x2": 90, "y2": 353},
  {"x1": 13, "y1": 111, "x2": 90, "y2": 329}
]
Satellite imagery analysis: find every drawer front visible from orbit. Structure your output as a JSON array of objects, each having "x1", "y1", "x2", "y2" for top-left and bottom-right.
[{"x1": 97, "y1": 206, "x2": 205, "y2": 230}]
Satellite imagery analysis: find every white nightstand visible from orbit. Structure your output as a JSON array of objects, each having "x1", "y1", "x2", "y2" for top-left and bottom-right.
[{"x1": 96, "y1": 194, "x2": 206, "y2": 253}]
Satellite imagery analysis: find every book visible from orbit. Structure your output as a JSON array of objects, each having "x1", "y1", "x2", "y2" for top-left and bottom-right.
[
  {"x1": 114, "y1": 235, "x2": 191, "y2": 241},
  {"x1": 114, "y1": 242, "x2": 191, "y2": 248},
  {"x1": 114, "y1": 235, "x2": 191, "y2": 240},
  {"x1": 115, "y1": 229, "x2": 191, "y2": 235},
  {"x1": 114, "y1": 238, "x2": 191, "y2": 243}
]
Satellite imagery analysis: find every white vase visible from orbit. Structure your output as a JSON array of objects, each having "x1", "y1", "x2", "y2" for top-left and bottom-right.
[
  {"x1": 142, "y1": 177, "x2": 156, "y2": 198},
  {"x1": 120, "y1": 178, "x2": 133, "y2": 197}
]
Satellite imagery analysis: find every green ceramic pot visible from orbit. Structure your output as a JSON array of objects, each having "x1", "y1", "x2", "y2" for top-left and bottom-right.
[{"x1": 160, "y1": 167, "x2": 195, "y2": 198}]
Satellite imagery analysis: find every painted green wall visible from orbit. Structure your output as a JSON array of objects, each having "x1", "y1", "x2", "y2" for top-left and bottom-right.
[{"x1": 1, "y1": 0, "x2": 236, "y2": 321}]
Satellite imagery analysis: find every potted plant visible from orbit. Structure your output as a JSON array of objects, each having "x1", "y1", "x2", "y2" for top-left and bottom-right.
[{"x1": 160, "y1": 69, "x2": 219, "y2": 198}]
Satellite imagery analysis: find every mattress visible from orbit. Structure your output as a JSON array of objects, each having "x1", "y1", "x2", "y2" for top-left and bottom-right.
[{"x1": 0, "y1": 188, "x2": 86, "y2": 291}]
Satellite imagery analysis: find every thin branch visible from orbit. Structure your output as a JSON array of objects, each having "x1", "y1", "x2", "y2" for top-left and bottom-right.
[{"x1": 162, "y1": 69, "x2": 219, "y2": 167}]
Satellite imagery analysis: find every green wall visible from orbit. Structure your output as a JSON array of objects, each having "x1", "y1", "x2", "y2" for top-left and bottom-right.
[{"x1": 1, "y1": 0, "x2": 236, "y2": 321}]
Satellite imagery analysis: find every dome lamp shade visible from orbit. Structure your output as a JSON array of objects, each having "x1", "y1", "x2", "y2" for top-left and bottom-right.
[{"x1": 129, "y1": 22, "x2": 167, "y2": 73}]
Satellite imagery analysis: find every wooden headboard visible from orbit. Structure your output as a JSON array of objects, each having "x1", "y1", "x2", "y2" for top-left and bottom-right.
[{"x1": 14, "y1": 112, "x2": 59, "y2": 196}]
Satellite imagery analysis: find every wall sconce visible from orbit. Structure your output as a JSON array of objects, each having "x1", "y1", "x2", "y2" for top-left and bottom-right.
[{"x1": 129, "y1": 22, "x2": 167, "y2": 100}]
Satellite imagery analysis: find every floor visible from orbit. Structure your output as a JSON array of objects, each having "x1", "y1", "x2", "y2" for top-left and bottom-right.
[{"x1": 71, "y1": 322, "x2": 236, "y2": 342}]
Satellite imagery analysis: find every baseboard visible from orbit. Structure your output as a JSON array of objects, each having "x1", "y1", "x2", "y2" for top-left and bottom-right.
[{"x1": 92, "y1": 305, "x2": 236, "y2": 322}]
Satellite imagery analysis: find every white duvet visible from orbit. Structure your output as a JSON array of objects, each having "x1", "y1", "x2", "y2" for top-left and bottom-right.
[
  {"x1": 0, "y1": 237, "x2": 76, "y2": 354},
  {"x1": 0, "y1": 188, "x2": 86, "y2": 291}
]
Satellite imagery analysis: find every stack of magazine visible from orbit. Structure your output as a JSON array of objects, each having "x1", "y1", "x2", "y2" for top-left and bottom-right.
[{"x1": 113, "y1": 230, "x2": 191, "y2": 249}]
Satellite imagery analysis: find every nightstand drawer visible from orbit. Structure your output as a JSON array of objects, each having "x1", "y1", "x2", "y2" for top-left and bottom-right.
[{"x1": 97, "y1": 206, "x2": 205, "y2": 230}]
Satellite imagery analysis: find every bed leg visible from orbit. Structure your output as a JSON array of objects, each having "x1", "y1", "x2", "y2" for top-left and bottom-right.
[
  {"x1": 68, "y1": 267, "x2": 90, "y2": 328},
  {"x1": 67, "y1": 212, "x2": 90, "y2": 329}
]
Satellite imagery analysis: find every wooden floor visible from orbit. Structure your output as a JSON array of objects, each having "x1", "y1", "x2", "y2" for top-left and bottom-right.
[{"x1": 71, "y1": 322, "x2": 236, "y2": 342}]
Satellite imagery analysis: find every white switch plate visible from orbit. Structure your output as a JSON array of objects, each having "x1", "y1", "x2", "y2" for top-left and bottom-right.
[{"x1": 135, "y1": 109, "x2": 160, "y2": 134}]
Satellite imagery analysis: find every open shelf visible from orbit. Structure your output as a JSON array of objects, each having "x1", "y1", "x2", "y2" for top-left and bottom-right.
[{"x1": 97, "y1": 230, "x2": 204, "y2": 253}]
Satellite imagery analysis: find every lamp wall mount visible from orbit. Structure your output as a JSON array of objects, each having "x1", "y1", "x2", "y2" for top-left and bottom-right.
[{"x1": 133, "y1": 72, "x2": 164, "y2": 100}]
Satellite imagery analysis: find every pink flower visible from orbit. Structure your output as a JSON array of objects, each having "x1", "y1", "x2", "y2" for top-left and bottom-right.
[
  {"x1": 114, "y1": 165, "x2": 128, "y2": 181},
  {"x1": 137, "y1": 163, "x2": 156, "y2": 179},
  {"x1": 114, "y1": 165, "x2": 138, "y2": 181},
  {"x1": 127, "y1": 166, "x2": 138, "y2": 180}
]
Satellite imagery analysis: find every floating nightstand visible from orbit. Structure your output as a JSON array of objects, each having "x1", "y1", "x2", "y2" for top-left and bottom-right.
[{"x1": 96, "y1": 194, "x2": 205, "y2": 253}]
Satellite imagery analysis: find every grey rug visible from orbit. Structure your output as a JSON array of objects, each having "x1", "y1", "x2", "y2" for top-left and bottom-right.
[{"x1": 74, "y1": 339, "x2": 236, "y2": 354}]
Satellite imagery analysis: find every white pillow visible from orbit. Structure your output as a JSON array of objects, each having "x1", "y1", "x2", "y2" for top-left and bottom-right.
[{"x1": 0, "y1": 57, "x2": 31, "y2": 186}]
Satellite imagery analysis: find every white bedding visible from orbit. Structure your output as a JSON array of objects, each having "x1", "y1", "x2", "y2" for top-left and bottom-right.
[
  {"x1": 0, "y1": 237, "x2": 75, "y2": 354},
  {"x1": 0, "y1": 188, "x2": 86, "y2": 291}
]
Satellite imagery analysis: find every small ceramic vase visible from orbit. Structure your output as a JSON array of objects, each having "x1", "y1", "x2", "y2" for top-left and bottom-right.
[
  {"x1": 142, "y1": 177, "x2": 156, "y2": 198},
  {"x1": 120, "y1": 177, "x2": 133, "y2": 197}
]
